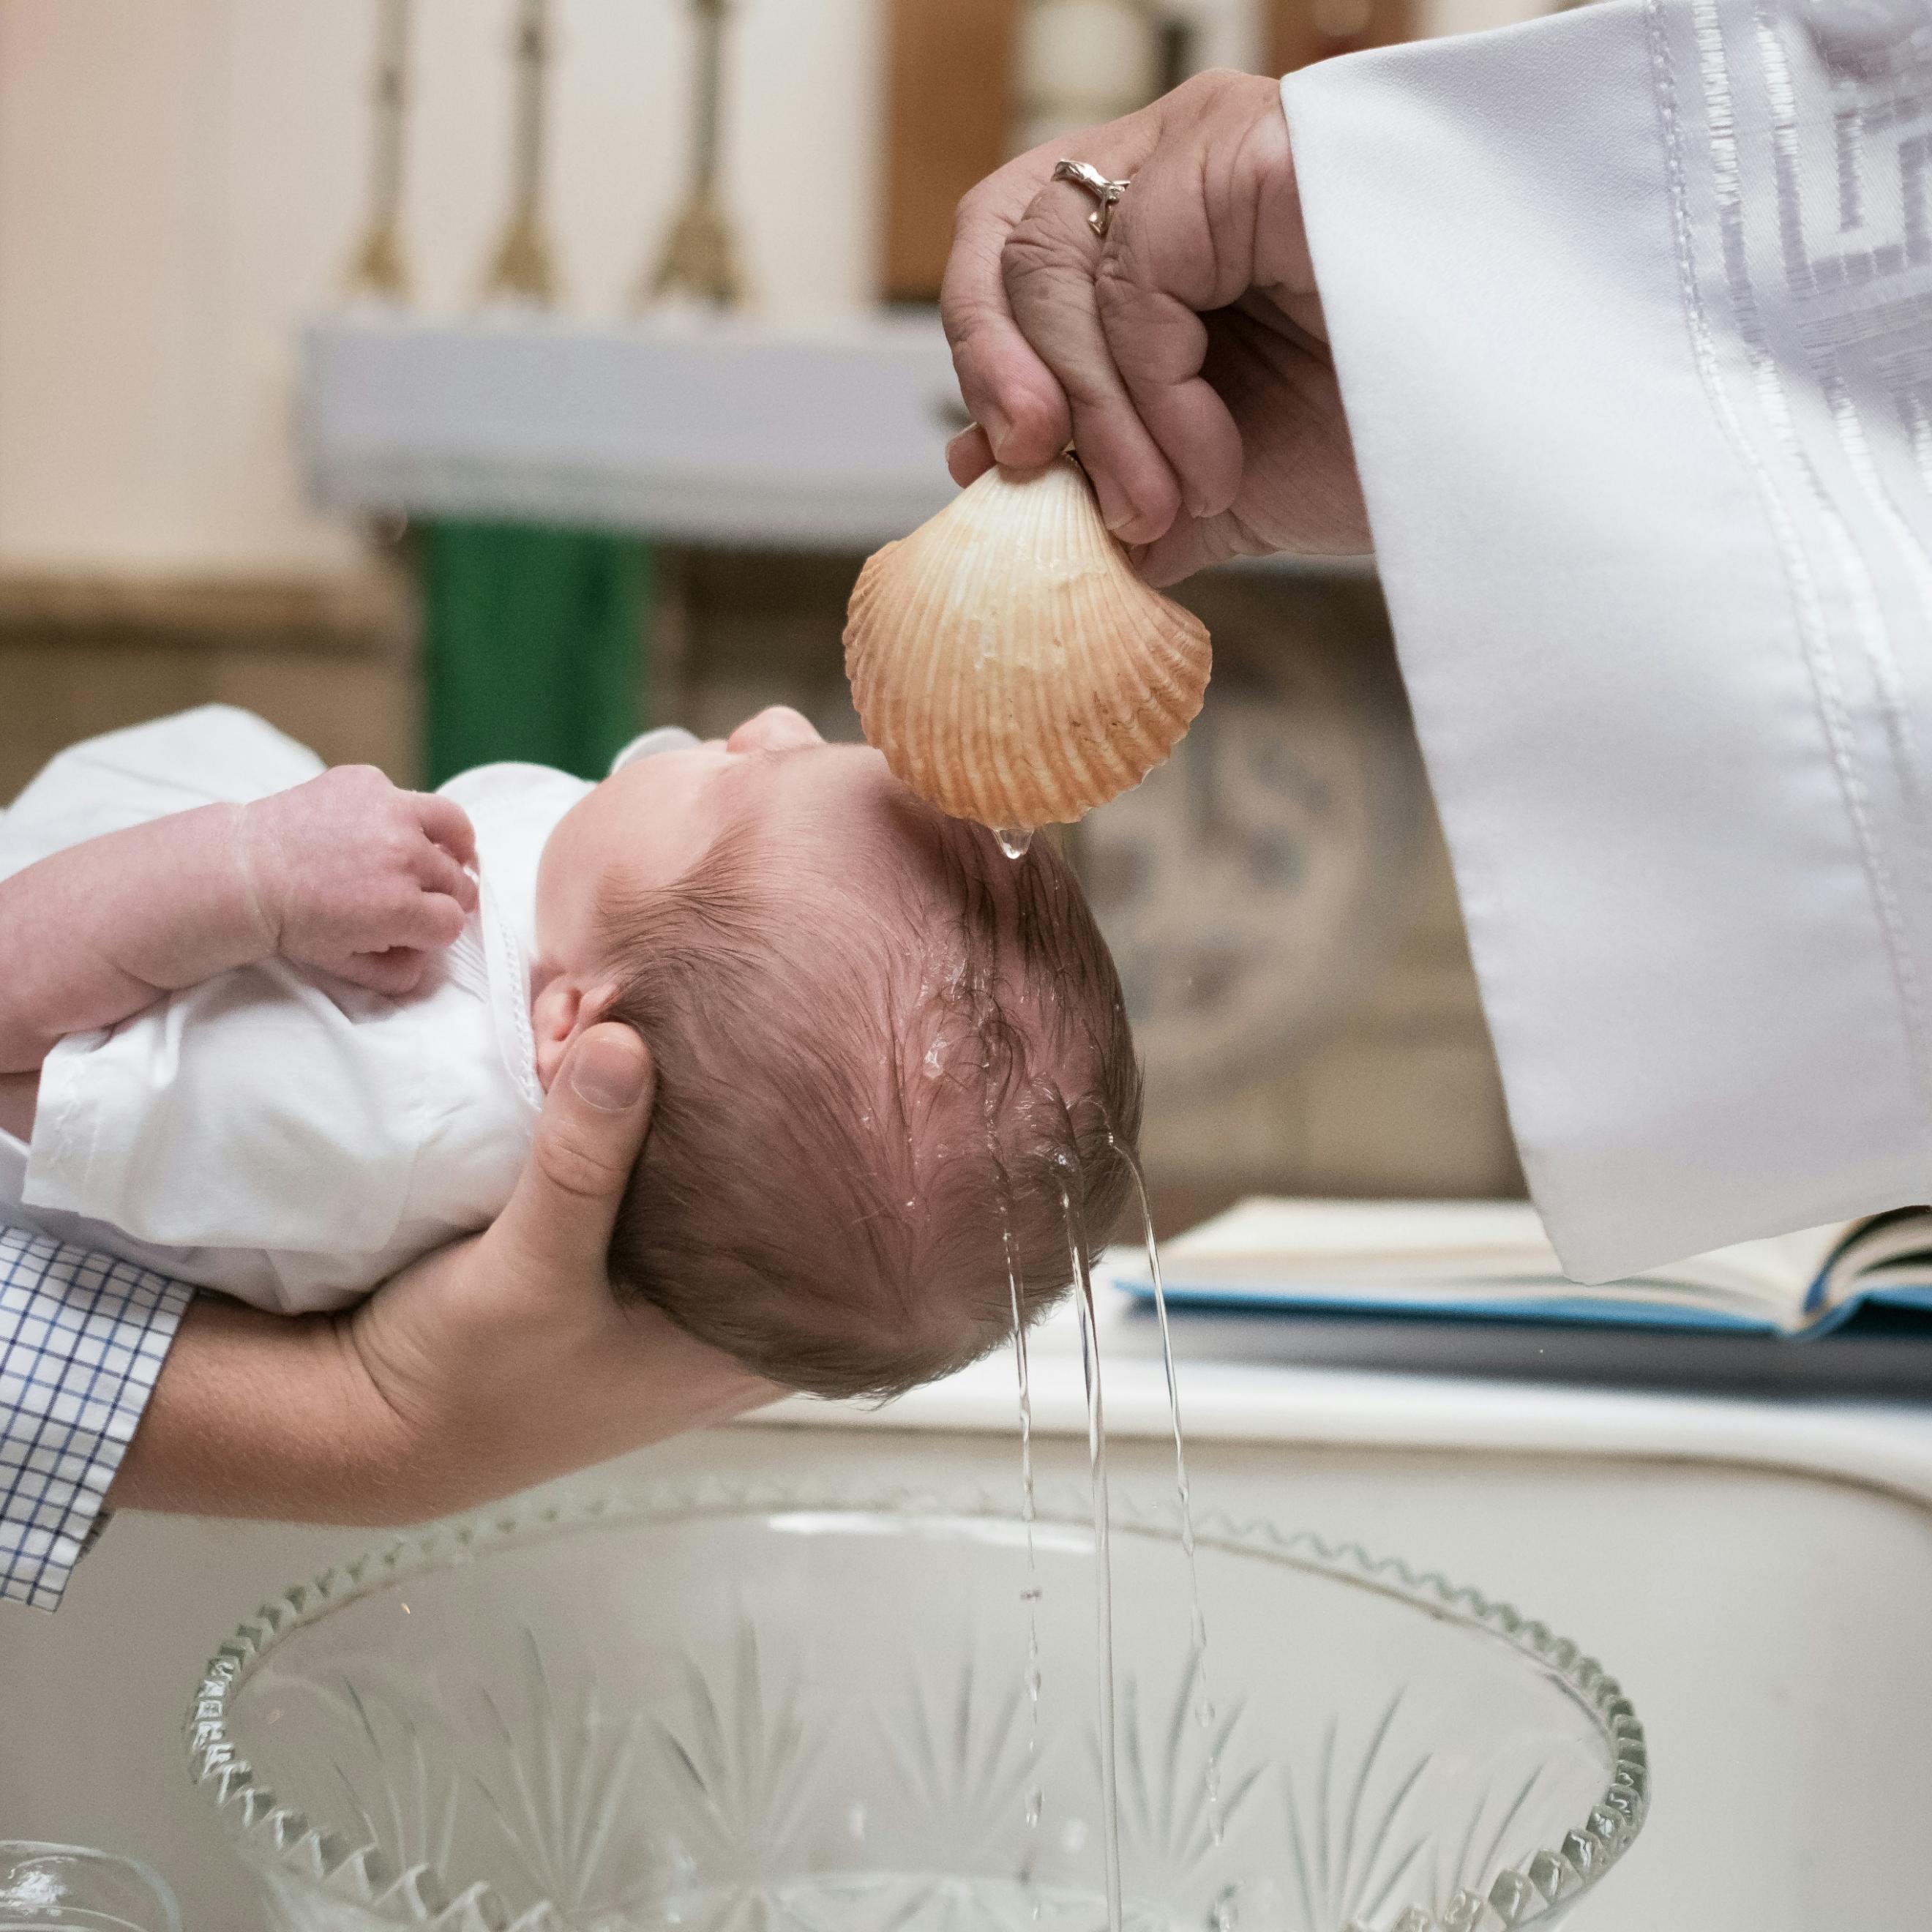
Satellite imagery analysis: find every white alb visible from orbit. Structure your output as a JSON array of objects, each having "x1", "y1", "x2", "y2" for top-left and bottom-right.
[{"x1": 1287, "y1": 0, "x2": 1932, "y2": 1279}]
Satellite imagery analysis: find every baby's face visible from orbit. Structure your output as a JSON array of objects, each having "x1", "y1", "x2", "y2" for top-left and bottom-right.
[{"x1": 535, "y1": 706, "x2": 897, "y2": 976}]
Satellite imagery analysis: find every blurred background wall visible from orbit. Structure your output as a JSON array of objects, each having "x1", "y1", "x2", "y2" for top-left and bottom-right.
[
  {"x1": 0, "y1": 0, "x2": 902, "y2": 575},
  {"x1": 0, "y1": 0, "x2": 1543, "y2": 1227}
]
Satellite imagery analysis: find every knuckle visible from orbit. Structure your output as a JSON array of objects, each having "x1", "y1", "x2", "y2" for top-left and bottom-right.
[
  {"x1": 952, "y1": 179, "x2": 998, "y2": 236},
  {"x1": 1175, "y1": 67, "x2": 1246, "y2": 111},
  {"x1": 1006, "y1": 389, "x2": 1068, "y2": 448},
  {"x1": 1093, "y1": 246, "x2": 1140, "y2": 306},
  {"x1": 941, "y1": 290, "x2": 991, "y2": 359},
  {"x1": 1093, "y1": 255, "x2": 1164, "y2": 351},
  {"x1": 533, "y1": 1119, "x2": 622, "y2": 1206},
  {"x1": 1003, "y1": 222, "x2": 1090, "y2": 296},
  {"x1": 952, "y1": 154, "x2": 1038, "y2": 236}
]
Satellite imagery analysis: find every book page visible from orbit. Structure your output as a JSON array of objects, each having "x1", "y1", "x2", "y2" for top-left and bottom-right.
[
  {"x1": 1820, "y1": 1209, "x2": 1932, "y2": 1308},
  {"x1": 1137, "y1": 1198, "x2": 1850, "y2": 1325}
]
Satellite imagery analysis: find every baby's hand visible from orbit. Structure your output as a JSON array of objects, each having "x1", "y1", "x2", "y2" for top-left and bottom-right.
[{"x1": 238, "y1": 767, "x2": 479, "y2": 995}]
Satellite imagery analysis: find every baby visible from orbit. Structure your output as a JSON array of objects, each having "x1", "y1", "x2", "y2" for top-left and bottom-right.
[{"x1": 0, "y1": 704, "x2": 1140, "y2": 1399}]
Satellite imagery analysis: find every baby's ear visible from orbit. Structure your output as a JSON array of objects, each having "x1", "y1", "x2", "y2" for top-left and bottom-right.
[
  {"x1": 531, "y1": 976, "x2": 625, "y2": 1092},
  {"x1": 577, "y1": 977, "x2": 624, "y2": 1032}
]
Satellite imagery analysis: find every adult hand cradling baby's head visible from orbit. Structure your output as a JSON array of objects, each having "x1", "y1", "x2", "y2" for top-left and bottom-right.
[
  {"x1": 108, "y1": 1022, "x2": 777, "y2": 1524},
  {"x1": 340, "y1": 1022, "x2": 779, "y2": 1521},
  {"x1": 524, "y1": 708, "x2": 1142, "y2": 1407}
]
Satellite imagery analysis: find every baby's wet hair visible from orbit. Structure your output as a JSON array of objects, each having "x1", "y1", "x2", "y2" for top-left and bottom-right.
[{"x1": 598, "y1": 789, "x2": 1142, "y2": 1401}]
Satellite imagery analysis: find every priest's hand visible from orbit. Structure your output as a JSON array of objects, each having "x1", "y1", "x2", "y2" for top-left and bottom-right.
[
  {"x1": 941, "y1": 69, "x2": 1369, "y2": 584},
  {"x1": 109, "y1": 1025, "x2": 776, "y2": 1524}
]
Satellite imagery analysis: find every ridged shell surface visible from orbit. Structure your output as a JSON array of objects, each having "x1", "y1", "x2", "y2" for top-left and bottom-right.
[{"x1": 843, "y1": 457, "x2": 1211, "y2": 827}]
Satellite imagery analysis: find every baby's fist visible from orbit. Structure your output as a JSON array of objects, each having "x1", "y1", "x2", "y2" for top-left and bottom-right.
[{"x1": 239, "y1": 766, "x2": 479, "y2": 995}]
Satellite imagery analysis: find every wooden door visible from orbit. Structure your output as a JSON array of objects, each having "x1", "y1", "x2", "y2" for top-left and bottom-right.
[
  {"x1": 882, "y1": 0, "x2": 1019, "y2": 303},
  {"x1": 880, "y1": 0, "x2": 1420, "y2": 304},
  {"x1": 1268, "y1": 0, "x2": 1415, "y2": 74}
]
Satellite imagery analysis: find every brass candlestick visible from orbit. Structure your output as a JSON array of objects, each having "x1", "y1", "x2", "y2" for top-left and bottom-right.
[
  {"x1": 345, "y1": 0, "x2": 411, "y2": 299},
  {"x1": 483, "y1": 0, "x2": 561, "y2": 304},
  {"x1": 641, "y1": 0, "x2": 747, "y2": 307}
]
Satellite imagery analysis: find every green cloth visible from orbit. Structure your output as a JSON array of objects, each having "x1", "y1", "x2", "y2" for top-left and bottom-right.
[{"x1": 422, "y1": 520, "x2": 651, "y2": 785}]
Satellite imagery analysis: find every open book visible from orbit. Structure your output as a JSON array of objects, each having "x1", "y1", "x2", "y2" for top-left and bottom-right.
[{"x1": 1107, "y1": 1198, "x2": 1932, "y2": 1338}]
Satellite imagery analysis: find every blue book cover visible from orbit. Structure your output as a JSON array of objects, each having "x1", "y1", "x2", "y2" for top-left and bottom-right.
[{"x1": 1105, "y1": 1199, "x2": 1932, "y2": 1340}]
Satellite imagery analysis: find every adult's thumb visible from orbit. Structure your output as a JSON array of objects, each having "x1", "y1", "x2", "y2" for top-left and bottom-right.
[{"x1": 491, "y1": 1022, "x2": 654, "y2": 1287}]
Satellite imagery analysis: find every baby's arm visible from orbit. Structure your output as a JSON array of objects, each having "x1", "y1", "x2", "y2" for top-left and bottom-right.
[{"x1": 0, "y1": 765, "x2": 476, "y2": 1126}]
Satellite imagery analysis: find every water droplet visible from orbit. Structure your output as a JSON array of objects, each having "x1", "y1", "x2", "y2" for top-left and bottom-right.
[
  {"x1": 996, "y1": 825, "x2": 1035, "y2": 859},
  {"x1": 922, "y1": 1041, "x2": 945, "y2": 1079},
  {"x1": 1025, "y1": 1786, "x2": 1044, "y2": 1829},
  {"x1": 847, "y1": 1801, "x2": 868, "y2": 1839}
]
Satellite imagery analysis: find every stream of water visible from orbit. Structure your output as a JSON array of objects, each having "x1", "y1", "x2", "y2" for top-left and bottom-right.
[
  {"x1": 991, "y1": 825, "x2": 1217, "y2": 1916},
  {"x1": 1005, "y1": 1221, "x2": 1045, "y2": 1845},
  {"x1": 1119, "y1": 1145, "x2": 1224, "y2": 1846},
  {"x1": 1017, "y1": 1144, "x2": 1222, "y2": 1932},
  {"x1": 1069, "y1": 1211, "x2": 1123, "y2": 1932}
]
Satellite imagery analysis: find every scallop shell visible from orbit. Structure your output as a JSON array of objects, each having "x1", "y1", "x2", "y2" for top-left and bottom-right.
[{"x1": 843, "y1": 456, "x2": 1210, "y2": 828}]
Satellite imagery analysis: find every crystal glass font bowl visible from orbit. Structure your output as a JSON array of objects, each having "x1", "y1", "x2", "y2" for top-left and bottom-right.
[
  {"x1": 0, "y1": 1842, "x2": 181, "y2": 1932},
  {"x1": 186, "y1": 1483, "x2": 1647, "y2": 1932}
]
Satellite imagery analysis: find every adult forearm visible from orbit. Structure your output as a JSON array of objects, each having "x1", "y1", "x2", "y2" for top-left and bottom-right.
[
  {"x1": 104, "y1": 1294, "x2": 417, "y2": 1524},
  {"x1": 105, "y1": 1028, "x2": 776, "y2": 1532},
  {"x1": 106, "y1": 1284, "x2": 768, "y2": 1527}
]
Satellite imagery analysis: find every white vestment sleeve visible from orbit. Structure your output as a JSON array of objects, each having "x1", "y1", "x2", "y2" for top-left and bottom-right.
[{"x1": 1283, "y1": 0, "x2": 1932, "y2": 1280}]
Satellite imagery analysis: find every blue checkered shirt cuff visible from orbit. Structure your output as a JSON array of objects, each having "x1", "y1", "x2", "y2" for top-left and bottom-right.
[{"x1": 1, "y1": 1227, "x2": 190, "y2": 1612}]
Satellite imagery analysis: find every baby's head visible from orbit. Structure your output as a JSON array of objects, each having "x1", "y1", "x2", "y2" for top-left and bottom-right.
[{"x1": 533, "y1": 707, "x2": 1142, "y2": 1399}]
